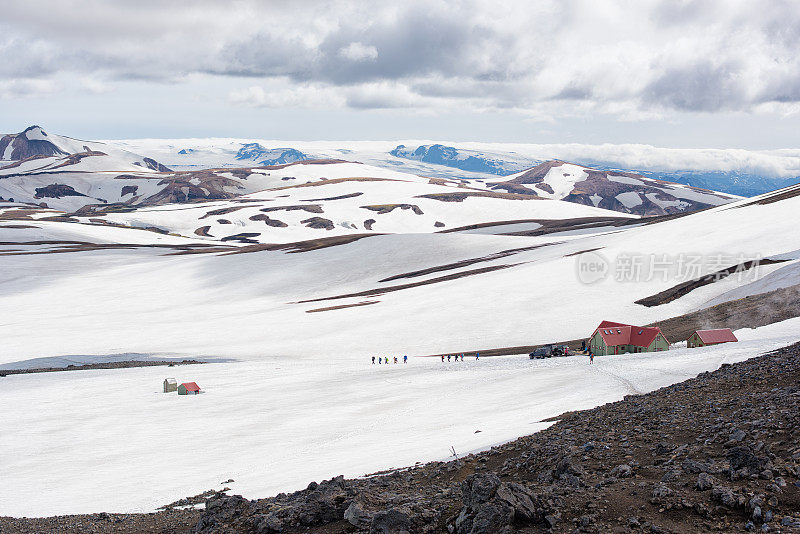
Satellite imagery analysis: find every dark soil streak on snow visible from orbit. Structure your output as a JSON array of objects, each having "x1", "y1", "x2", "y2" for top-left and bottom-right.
[{"x1": 297, "y1": 263, "x2": 521, "y2": 304}]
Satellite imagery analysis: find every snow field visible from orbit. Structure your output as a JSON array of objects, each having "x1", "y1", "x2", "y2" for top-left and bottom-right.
[{"x1": 2, "y1": 317, "x2": 799, "y2": 517}]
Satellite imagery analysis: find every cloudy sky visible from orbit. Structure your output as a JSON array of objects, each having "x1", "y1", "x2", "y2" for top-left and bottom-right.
[{"x1": 2, "y1": 0, "x2": 800, "y2": 147}]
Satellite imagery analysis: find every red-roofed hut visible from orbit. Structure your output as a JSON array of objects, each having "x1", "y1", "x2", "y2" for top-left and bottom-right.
[
  {"x1": 178, "y1": 382, "x2": 201, "y2": 395},
  {"x1": 588, "y1": 320, "x2": 670, "y2": 356},
  {"x1": 687, "y1": 329, "x2": 738, "y2": 348}
]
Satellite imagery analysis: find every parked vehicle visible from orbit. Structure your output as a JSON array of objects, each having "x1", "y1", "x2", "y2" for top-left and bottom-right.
[
  {"x1": 529, "y1": 344, "x2": 570, "y2": 359},
  {"x1": 530, "y1": 345, "x2": 555, "y2": 359}
]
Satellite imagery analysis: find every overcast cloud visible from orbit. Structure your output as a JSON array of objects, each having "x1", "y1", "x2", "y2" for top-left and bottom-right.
[{"x1": 2, "y1": 0, "x2": 800, "y2": 144}]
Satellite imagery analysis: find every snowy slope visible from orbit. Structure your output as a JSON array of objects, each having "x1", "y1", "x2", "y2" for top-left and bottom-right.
[
  {"x1": 1, "y1": 182, "x2": 798, "y2": 364},
  {"x1": 79, "y1": 167, "x2": 629, "y2": 244},
  {"x1": 1, "y1": 177, "x2": 800, "y2": 517},
  {"x1": 2, "y1": 135, "x2": 800, "y2": 518},
  {"x1": 2, "y1": 319, "x2": 799, "y2": 517}
]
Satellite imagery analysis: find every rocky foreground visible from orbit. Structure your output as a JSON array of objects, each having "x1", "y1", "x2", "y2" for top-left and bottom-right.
[{"x1": 3, "y1": 344, "x2": 800, "y2": 534}]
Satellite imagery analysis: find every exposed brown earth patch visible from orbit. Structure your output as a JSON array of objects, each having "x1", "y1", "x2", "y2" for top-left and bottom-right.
[
  {"x1": 271, "y1": 177, "x2": 401, "y2": 191},
  {"x1": 378, "y1": 243, "x2": 556, "y2": 283},
  {"x1": 33, "y1": 183, "x2": 88, "y2": 199},
  {"x1": 260, "y1": 204, "x2": 324, "y2": 214},
  {"x1": 364, "y1": 219, "x2": 376, "y2": 230},
  {"x1": 734, "y1": 184, "x2": 800, "y2": 207},
  {"x1": 249, "y1": 214, "x2": 289, "y2": 227},
  {"x1": 221, "y1": 233, "x2": 261, "y2": 244},
  {"x1": 634, "y1": 259, "x2": 789, "y2": 307},
  {"x1": 195, "y1": 226, "x2": 212, "y2": 237},
  {"x1": 301, "y1": 192, "x2": 364, "y2": 202},
  {"x1": 305, "y1": 300, "x2": 380, "y2": 313},
  {"x1": 361, "y1": 203, "x2": 424, "y2": 215},
  {"x1": 297, "y1": 263, "x2": 521, "y2": 304},
  {"x1": 0, "y1": 241, "x2": 230, "y2": 256},
  {"x1": 223, "y1": 234, "x2": 379, "y2": 255},
  {"x1": 417, "y1": 191, "x2": 539, "y2": 202},
  {"x1": 300, "y1": 217, "x2": 335, "y2": 230},
  {"x1": 489, "y1": 183, "x2": 539, "y2": 195},
  {"x1": 49, "y1": 150, "x2": 107, "y2": 169},
  {"x1": 535, "y1": 183, "x2": 555, "y2": 194},
  {"x1": 0, "y1": 154, "x2": 50, "y2": 170},
  {"x1": 200, "y1": 206, "x2": 247, "y2": 219},
  {"x1": 0, "y1": 359, "x2": 204, "y2": 376},
  {"x1": 440, "y1": 216, "x2": 636, "y2": 236}
]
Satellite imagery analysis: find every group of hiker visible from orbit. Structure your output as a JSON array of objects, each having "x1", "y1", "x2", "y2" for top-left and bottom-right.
[
  {"x1": 372, "y1": 355, "x2": 408, "y2": 364},
  {"x1": 370, "y1": 353, "x2": 482, "y2": 364},
  {"x1": 441, "y1": 353, "x2": 478, "y2": 362},
  {"x1": 368, "y1": 349, "x2": 595, "y2": 365}
]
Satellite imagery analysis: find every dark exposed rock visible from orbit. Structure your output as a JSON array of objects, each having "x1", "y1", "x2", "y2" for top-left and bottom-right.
[
  {"x1": 369, "y1": 508, "x2": 411, "y2": 534},
  {"x1": 34, "y1": 183, "x2": 88, "y2": 199},
  {"x1": 300, "y1": 217, "x2": 335, "y2": 230}
]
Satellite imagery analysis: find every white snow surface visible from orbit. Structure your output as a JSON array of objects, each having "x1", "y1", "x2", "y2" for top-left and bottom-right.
[
  {"x1": 2, "y1": 168, "x2": 800, "y2": 517},
  {"x1": 2, "y1": 318, "x2": 800, "y2": 517},
  {"x1": 615, "y1": 191, "x2": 643, "y2": 208}
]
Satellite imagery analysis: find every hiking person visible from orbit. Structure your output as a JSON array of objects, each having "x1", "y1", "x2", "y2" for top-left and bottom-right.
[
  {"x1": 476, "y1": 352, "x2": 480, "y2": 360},
  {"x1": 393, "y1": 356, "x2": 398, "y2": 364},
  {"x1": 589, "y1": 352, "x2": 594, "y2": 364},
  {"x1": 403, "y1": 355, "x2": 408, "y2": 364},
  {"x1": 372, "y1": 356, "x2": 375, "y2": 364},
  {"x1": 441, "y1": 355, "x2": 445, "y2": 362},
  {"x1": 460, "y1": 354, "x2": 464, "y2": 361},
  {"x1": 447, "y1": 355, "x2": 451, "y2": 362}
]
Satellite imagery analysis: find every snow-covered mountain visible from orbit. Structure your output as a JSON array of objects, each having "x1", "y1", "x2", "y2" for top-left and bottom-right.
[
  {"x1": 0, "y1": 126, "x2": 178, "y2": 211},
  {"x1": 0, "y1": 125, "x2": 170, "y2": 171},
  {"x1": 1, "y1": 127, "x2": 739, "y2": 220},
  {"x1": 390, "y1": 143, "x2": 537, "y2": 175},
  {"x1": 115, "y1": 137, "x2": 795, "y2": 198},
  {"x1": 483, "y1": 160, "x2": 739, "y2": 216},
  {"x1": 235, "y1": 143, "x2": 308, "y2": 165}
]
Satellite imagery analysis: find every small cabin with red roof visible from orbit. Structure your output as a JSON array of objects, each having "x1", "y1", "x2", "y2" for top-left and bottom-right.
[
  {"x1": 687, "y1": 328, "x2": 737, "y2": 348},
  {"x1": 589, "y1": 320, "x2": 670, "y2": 356},
  {"x1": 178, "y1": 382, "x2": 201, "y2": 395}
]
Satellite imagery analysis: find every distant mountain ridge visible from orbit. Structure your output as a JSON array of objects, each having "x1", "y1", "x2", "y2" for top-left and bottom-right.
[
  {"x1": 235, "y1": 143, "x2": 308, "y2": 165},
  {"x1": 390, "y1": 143, "x2": 537, "y2": 175},
  {"x1": 389, "y1": 143, "x2": 795, "y2": 197}
]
